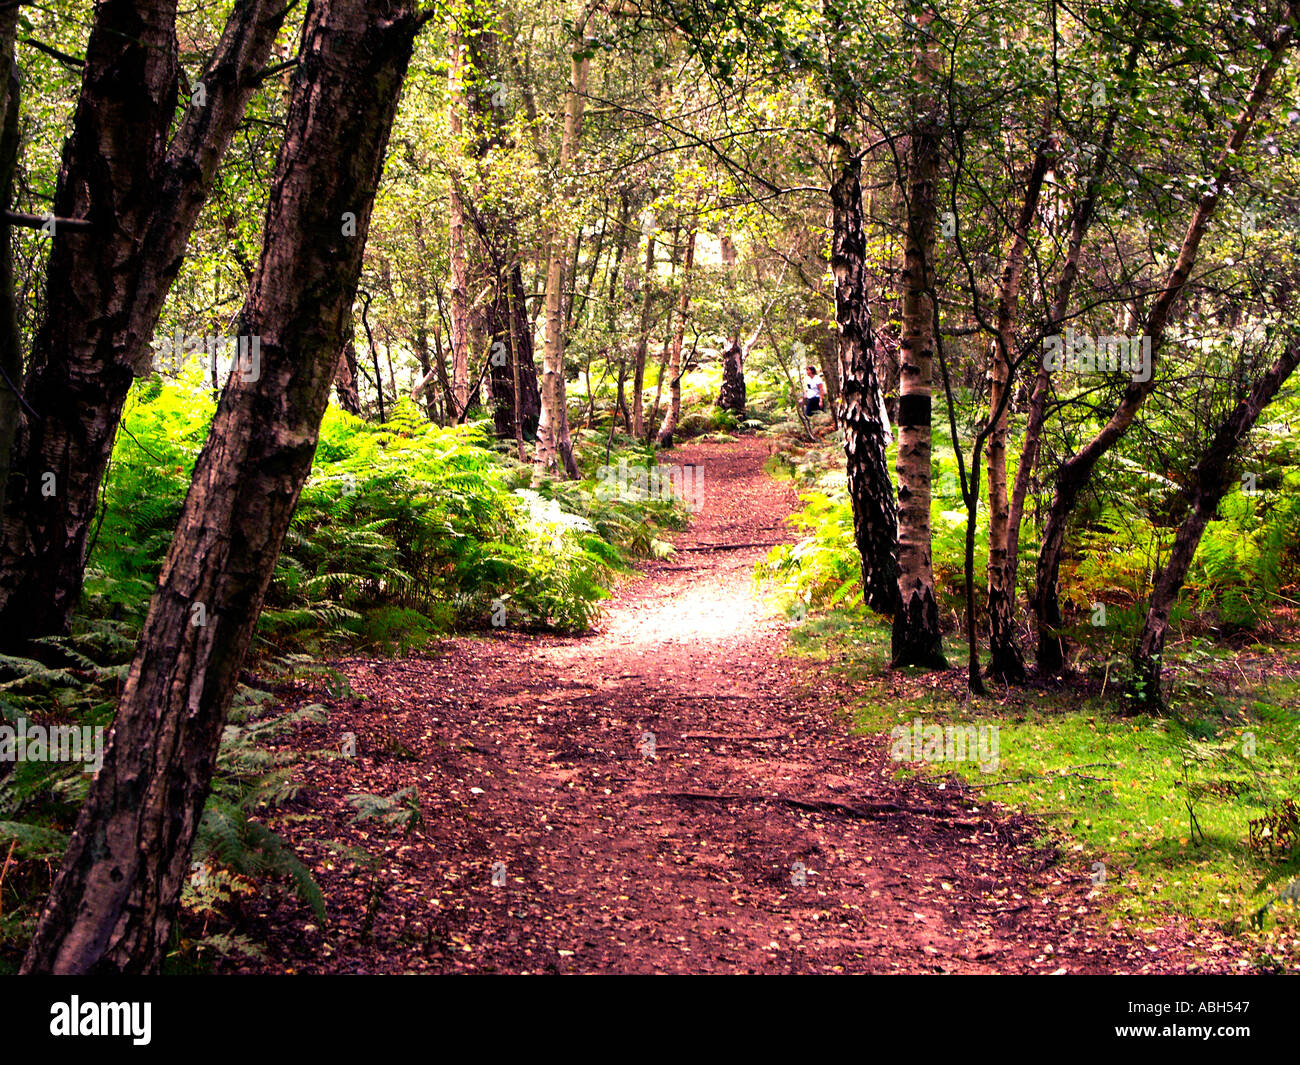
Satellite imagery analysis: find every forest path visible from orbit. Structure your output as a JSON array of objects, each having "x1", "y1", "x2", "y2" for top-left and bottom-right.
[{"x1": 242, "y1": 436, "x2": 1245, "y2": 973}]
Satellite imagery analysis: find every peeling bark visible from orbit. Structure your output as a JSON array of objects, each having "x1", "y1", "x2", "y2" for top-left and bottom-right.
[{"x1": 829, "y1": 134, "x2": 898, "y2": 616}]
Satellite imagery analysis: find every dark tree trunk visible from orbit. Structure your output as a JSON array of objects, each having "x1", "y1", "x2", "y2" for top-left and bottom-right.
[
  {"x1": 0, "y1": 6, "x2": 19, "y2": 787},
  {"x1": 716, "y1": 338, "x2": 746, "y2": 414},
  {"x1": 488, "y1": 263, "x2": 540, "y2": 440},
  {"x1": 21, "y1": 0, "x2": 421, "y2": 974},
  {"x1": 1130, "y1": 342, "x2": 1300, "y2": 711},
  {"x1": 817, "y1": 329, "x2": 840, "y2": 430},
  {"x1": 408, "y1": 217, "x2": 439, "y2": 422},
  {"x1": 615, "y1": 358, "x2": 630, "y2": 430},
  {"x1": 0, "y1": 5, "x2": 20, "y2": 529},
  {"x1": 335, "y1": 341, "x2": 363, "y2": 415},
  {"x1": 829, "y1": 136, "x2": 899, "y2": 616},
  {"x1": 0, "y1": 0, "x2": 290, "y2": 653},
  {"x1": 1005, "y1": 44, "x2": 1137, "y2": 629}
]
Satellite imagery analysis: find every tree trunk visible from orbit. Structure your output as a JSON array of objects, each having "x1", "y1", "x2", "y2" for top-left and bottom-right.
[
  {"x1": 20, "y1": 0, "x2": 421, "y2": 974},
  {"x1": 335, "y1": 342, "x2": 363, "y2": 415},
  {"x1": 0, "y1": 0, "x2": 290, "y2": 652},
  {"x1": 829, "y1": 133, "x2": 899, "y2": 616},
  {"x1": 631, "y1": 232, "x2": 655, "y2": 439},
  {"x1": 891, "y1": 7, "x2": 947, "y2": 668},
  {"x1": 406, "y1": 217, "x2": 440, "y2": 422},
  {"x1": 818, "y1": 328, "x2": 840, "y2": 430},
  {"x1": 717, "y1": 339, "x2": 745, "y2": 414},
  {"x1": 533, "y1": 34, "x2": 589, "y2": 481},
  {"x1": 0, "y1": 6, "x2": 20, "y2": 525},
  {"x1": 1033, "y1": 19, "x2": 1293, "y2": 674},
  {"x1": 1131, "y1": 342, "x2": 1300, "y2": 710},
  {"x1": 447, "y1": 18, "x2": 472, "y2": 419},
  {"x1": 985, "y1": 129, "x2": 1052, "y2": 682},
  {"x1": 655, "y1": 227, "x2": 696, "y2": 448},
  {"x1": 648, "y1": 329, "x2": 671, "y2": 438},
  {"x1": 362, "y1": 292, "x2": 386, "y2": 421},
  {"x1": 506, "y1": 270, "x2": 529, "y2": 459},
  {"x1": 0, "y1": 5, "x2": 19, "y2": 786},
  {"x1": 1005, "y1": 44, "x2": 1138, "y2": 614},
  {"x1": 487, "y1": 260, "x2": 541, "y2": 440}
]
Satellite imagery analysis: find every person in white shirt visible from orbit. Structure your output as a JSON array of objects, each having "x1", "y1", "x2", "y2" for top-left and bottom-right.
[{"x1": 803, "y1": 365, "x2": 826, "y2": 417}]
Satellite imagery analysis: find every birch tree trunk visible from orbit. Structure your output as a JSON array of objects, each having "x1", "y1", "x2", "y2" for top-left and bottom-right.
[
  {"x1": 829, "y1": 132, "x2": 899, "y2": 616},
  {"x1": 891, "y1": 5, "x2": 947, "y2": 668}
]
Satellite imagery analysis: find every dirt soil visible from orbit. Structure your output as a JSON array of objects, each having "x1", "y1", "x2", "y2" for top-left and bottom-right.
[{"x1": 226, "y1": 436, "x2": 1249, "y2": 973}]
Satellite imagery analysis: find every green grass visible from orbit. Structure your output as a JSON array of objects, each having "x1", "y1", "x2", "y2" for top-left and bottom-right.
[{"x1": 781, "y1": 603, "x2": 1300, "y2": 971}]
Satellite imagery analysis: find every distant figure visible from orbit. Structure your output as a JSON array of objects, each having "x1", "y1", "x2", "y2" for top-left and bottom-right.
[{"x1": 803, "y1": 365, "x2": 825, "y2": 417}]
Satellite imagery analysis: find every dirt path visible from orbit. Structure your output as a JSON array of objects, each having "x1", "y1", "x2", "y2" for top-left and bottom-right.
[{"x1": 236, "y1": 437, "x2": 1246, "y2": 973}]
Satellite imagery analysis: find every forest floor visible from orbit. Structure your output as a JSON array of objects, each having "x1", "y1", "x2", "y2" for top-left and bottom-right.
[{"x1": 227, "y1": 435, "x2": 1251, "y2": 973}]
